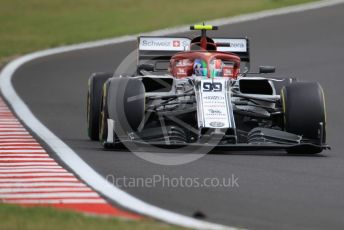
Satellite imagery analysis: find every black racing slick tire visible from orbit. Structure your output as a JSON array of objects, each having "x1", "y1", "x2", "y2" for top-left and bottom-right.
[
  {"x1": 87, "y1": 72, "x2": 112, "y2": 140},
  {"x1": 281, "y1": 82, "x2": 326, "y2": 152}
]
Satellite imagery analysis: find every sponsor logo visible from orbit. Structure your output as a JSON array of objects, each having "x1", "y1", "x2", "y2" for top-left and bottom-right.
[
  {"x1": 181, "y1": 40, "x2": 190, "y2": 47},
  {"x1": 142, "y1": 40, "x2": 171, "y2": 47},
  {"x1": 208, "y1": 109, "x2": 222, "y2": 114},
  {"x1": 214, "y1": 39, "x2": 247, "y2": 52},
  {"x1": 209, "y1": 122, "x2": 225, "y2": 128},
  {"x1": 204, "y1": 96, "x2": 225, "y2": 100},
  {"x1": 229, "y1": 42, "x2": 245, "y2": 48},
  {"x1": 173, "y1": 40, "x2": 180, "y2": 47},
  {"x1": 140, "y1": 38, "x2": 190, "y2": 50}
]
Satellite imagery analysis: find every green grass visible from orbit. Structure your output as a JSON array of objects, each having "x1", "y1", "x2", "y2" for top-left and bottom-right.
[
  {"x1": 0, "y1": 204, "x2": 185, "y2": 230},
  {"x1": 0, "y1": 0, "x2": 316, "y2": 63}
]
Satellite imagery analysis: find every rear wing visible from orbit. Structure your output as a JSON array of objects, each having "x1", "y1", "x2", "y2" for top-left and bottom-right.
[{"x1": 137, "y1": 36, "x2": 250, "y2": 70}]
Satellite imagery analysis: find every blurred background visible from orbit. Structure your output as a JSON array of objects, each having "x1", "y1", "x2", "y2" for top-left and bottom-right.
[{"x1": 0, "y1": 0, "x2": 314, "y2": 65}]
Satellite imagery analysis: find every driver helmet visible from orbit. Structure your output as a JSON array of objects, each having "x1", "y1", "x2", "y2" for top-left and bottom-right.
[
  {"x1": 193, "y1": 59, "x2": 207, "y2": 77},
  {"x1": 210, "y1": 59, "x2": 223, "y2": 78}
]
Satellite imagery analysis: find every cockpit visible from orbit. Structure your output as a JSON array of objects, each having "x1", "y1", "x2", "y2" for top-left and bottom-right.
[
  {"x1": 169, "y1": 25, "x2": 242, "y2": 79},
  {"x1": 170, "y1": 52, "x2": 241, "y2": 79}
]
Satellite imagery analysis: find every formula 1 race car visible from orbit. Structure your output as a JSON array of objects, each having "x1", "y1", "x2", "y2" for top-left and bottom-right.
[{"x1": 87, "y1": 24, "x2": 329, "y2": 154}]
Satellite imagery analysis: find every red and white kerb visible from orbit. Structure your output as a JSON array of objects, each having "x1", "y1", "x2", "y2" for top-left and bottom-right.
[{"x1": 0, "y1": 97, "x2": 138, "y2": 218}]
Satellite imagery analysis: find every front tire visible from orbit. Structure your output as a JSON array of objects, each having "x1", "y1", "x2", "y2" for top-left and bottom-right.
[{"x1": 281, "y1": 82, "x2": 326, "y2": 153}]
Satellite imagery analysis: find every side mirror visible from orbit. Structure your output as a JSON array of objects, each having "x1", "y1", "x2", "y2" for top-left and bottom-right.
[
  {"x1": 138, "y1": 63, "x2": 154, "y2": 72},
  {"x1": 259, "y1": 66, "x2": 275, "y2": 74}
]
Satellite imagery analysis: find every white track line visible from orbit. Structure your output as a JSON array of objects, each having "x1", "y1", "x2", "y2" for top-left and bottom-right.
[{"x1": 1, "y1": 1, "x2": 343, "y2": 229}]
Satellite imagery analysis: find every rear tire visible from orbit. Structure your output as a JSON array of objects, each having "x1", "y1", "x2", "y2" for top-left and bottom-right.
[
  {"x1": 87, "y1": 72, "x2": 112, "y2": 140},
  {"x1": 281, "y1": 82, "x2": 326, "y2": 154}
]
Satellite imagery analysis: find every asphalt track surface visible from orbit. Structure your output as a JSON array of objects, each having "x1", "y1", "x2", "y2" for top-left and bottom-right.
[{"x1": 10, "y1": 4, "x2": 344, "y2": 230}]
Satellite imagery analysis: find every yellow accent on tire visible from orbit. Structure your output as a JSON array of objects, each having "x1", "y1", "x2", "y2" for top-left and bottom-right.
[
  {"x1": 320, "y1": 86, "x2": 327, "y2": 124},
  {"x1": 99, "y1": 82, "x2": 107, "y2": 141}
]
